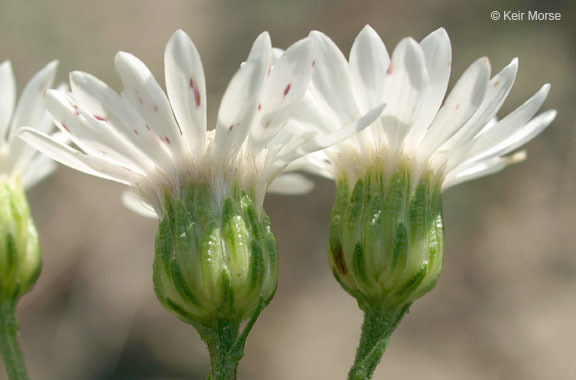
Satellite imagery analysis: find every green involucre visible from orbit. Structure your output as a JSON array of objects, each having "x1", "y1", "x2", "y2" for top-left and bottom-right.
[
  {"x1": 0, "y1": 180, "x2": 41, "y2": 303},
  {"x1": 330, "y1": 164, "x2": 444, "y2": 309},
  {"x1": 153, "y1": 182, "x2": 278, "y2": 328}
]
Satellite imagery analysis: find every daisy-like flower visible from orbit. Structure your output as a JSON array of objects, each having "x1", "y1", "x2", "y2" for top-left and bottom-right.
[
  {"x1": 17, "y1": 31, "x2": 383, "y2": 379},
  {"x1": 0, "y1": 60, "x2": 61, "y2": 301},
  {"x1": 297, "y1": 26, "x2": 556, "y2": 380},
  {"x1": 0, "y1": 60, "x2": 60, "y2": 380}
]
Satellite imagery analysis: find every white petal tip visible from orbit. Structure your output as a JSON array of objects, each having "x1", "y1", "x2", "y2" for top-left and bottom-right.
[{"x1": 508, "y1": 150, "x2": 527, "y2": 164}]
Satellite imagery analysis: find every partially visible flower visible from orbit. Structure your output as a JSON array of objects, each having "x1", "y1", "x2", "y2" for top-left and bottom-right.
[
  {"x1": 16, "y1": 30, "x2": 383, "y2": 378},
  {"x1": 296, "y1": 26, "x2": 556, "y2": 380},
  {"x1": 0, "y1": 61, "x2": 61, "y2": 380},
  {"x1": 0, "y1": 61, "x2": 61, "y2": 189},
  {"x1": 0, "y1": 60, "x2": 60, "y2": 302}
]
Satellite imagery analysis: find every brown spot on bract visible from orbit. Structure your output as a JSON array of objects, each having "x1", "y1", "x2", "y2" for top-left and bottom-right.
[
  {"x1": 455, "y1": 104, "x2": 460, "y2": 110},
  {"x1": 494, "y1": 80, "x2": 501, "y2": 87},
  {"x1": 146, "y1": 124, "x2": 152, "y2": 132},
  {"x1": 133, "y1": 129, "x2": 139, "y2": 135},
  {"x1": 154, "y1": 106, "x2": 159, "y2": 112},
  {"x1": 138, "y1": 97, "x2": 144, "y2": 104},
  {"x1": 164, "y1": 137, "x2": 171, "y2": 144},
  {"x1": 283, "y1": 84, "x2": 291, "y2": 96},
  {"x1": 257, "y1": 104, "x2": 262, "y2": 111},
  {"x1": 312, "y1": 60, "x2": 316, "y2": 67},
  {"x1": 228, "y1": 125, "x2": 234, "y2": 132},
  {"x1": 61, "y1": 122, "x2": 70, "y2": 132},
  {"x1": 332, "y1": 245, "x2": 348, "y2": 275}
]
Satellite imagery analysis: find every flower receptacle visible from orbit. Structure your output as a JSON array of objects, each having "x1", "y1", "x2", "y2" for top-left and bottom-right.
[
  {"x1": 153, "y1": 182, "x2": 279, "y2": 328},
  {"x1": 330, "y1": 164, "x2": 444, "y2": 310}
]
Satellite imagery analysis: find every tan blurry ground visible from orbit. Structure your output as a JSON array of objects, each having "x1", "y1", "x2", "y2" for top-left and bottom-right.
[{"x1": 1, "y1": 0, "x2": 575, "y2": 379}]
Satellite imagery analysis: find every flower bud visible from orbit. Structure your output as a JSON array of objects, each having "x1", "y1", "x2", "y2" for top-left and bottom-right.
[
  {"x1": 153, "y1": 183, "x2": 278, "y2": 326},
  {"x1": 0, "y1": 180, "x2": 42, "y2": 303},
  {"x1": 330, "y1": 165, "x2": 443, "y2": 309}
]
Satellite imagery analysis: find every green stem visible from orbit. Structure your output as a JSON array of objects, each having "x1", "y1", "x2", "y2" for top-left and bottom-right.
[
  {"x1": 348, "y1": 303, "x2": 410, "y2": 380},
  {"x1": 202, "y1": 320, "x2": 241, "y2": 380},
  {"x1": 0, "y1": 300, "x2": 29, "y2": 380}
]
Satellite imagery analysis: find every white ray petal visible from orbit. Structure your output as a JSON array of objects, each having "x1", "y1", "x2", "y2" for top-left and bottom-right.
[
  {"x1": 267, "y1": 173, "x2": 314, "y2": 195},
  {"x1": 0, "y1": 61, "x2": 16, "y2": 139},
  {"x1": 20, "y1": 154, "x2": 56, "y2": 189},
  {"x1": 444, "y1": 151, "x2": 526, "y2": 189},
  {"x1": 309, "y1": 31, "x2": 360, "y2": 126},
  {"x1": 349, "y1": 25, "x2": 389, "y2": 114},
  {"x1": 70, "y1": 71, "x2": 172, "y2": 172},
  {"x1": 275, "y1": 102, "x2": 386, "y2": 167},
  {"x1": 44, "y1": 90, "x2": 150, "y2": 171},
  {"x1": 419, "y1": 57, "x2": 490, "y2": 158},
  {"x1": 462, "y1": 108, "x2": 555, "y2": 165},
  {"x1": 441, "y1": 58, "x2": 518, "y2": 155},
  {"x1": 115, "y1": 52, "x2": 187, "y2": 159},
  {"x1": 165, "y1": 29, "x2": 207, "y2": 156},
  {"x1": 122, "y1": 189, "x2": 158, "y2": 218},
  {"x1": 405, "y1": 27, "x2": 451, "y2": 151},
  {"x1": 248, "y1": 37, "x2": 314, "y2": 152},
  {"x1": 10, "y1": 61, "x2": 58, "y2": 135},
  {"x1": 214, "y1": 32, "x2": 271, "y2": 159},
  {"x1": 379, "y1": 37, "x2": 429, "y2": 149},
  {"x1": 17, "y1": 127, "x2": 141, "y2": 185}
]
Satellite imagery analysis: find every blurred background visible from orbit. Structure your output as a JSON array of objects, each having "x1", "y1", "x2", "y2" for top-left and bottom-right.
[{"x1": 1, "y1": 0, "x2": 575, "y2": 379}]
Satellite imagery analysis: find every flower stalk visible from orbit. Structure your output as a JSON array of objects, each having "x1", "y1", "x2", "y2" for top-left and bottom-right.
[
  {"x1": 348, "y1": 302, "x2": 410, "y2": 380},
  {"x1": 153, "y1": 182, "x2": 278, "y2": 379},
  {"x1": 0, "y1": 300, "x2": 29, "y2": 380}
]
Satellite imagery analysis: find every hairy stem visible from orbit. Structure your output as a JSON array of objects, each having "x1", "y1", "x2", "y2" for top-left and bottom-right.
[{"x1": 0, "y1": 300, "x2": 29, "y2": 380}]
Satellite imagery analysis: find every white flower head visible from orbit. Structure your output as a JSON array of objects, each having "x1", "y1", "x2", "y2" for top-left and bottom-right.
[
  {"x1": 18, "y1": 30, "x2": 383, "y2": 218},
  {"x1": 298, "y1": 26, "x2": 556, "y2": 190},
  {"x1": 0, "y1": 60, "x2": 61, "y2": 189}
]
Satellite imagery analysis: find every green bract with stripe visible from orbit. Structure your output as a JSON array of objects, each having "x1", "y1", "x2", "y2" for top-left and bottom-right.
[
  {"x1": 0, "y1": 180, "x2": 41, "y2": 303},
  {"x1": 153, "y1": 182, "x2": 278, "y2": 327},
  {"x1": 330, "y1": 163, "x2": 443, "y2": 310}
]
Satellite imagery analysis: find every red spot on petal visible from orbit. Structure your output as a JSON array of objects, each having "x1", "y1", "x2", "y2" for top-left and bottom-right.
[
  {"x1": 133, "y1": 129, "x2": 139, "y2": 135},
  {"x1": 312, "y1": 60, "x2": 316, "y2": 67},
  {"x1": 154, "y1": 106, "x2": 159, "y2": 112},
  {"x1": 100, "y1": 150, "x2": 108, "y2": 156},
  {"x1": 228, "y1": 125, "x2": 234, "y2": 132},
  {"x1": 190, "y1": 77, "x2": 202, "y2": 108},
  {"x1": 494, "y1": 80, "x2": 501, "y2": 87},
  {"x1": 386, "y1": 62, "x2": 394, "y2": 75},
  {"x1": 94, "y1": 115, "x2": 107, "y2": 122},
  {"x1": 138, "y1": 97, "x2": 144, "y2": 104},
  {"x1": 257, "y1": 104, "x2": 262, "y2": 111},
  {"x1": 61, "y1": 122, "x2": 70, "y2": 132},
  {"x1": 264, "y1": 121, "x2": 271, "y2": 129},
  {"x1": 145, "y1": 124, "x2": 152, "y2": 132},
  {"x1": 74, "y1": 110, "x2": 80, "y2": 116},
  {"x1": 283, "y1": 84, "x2": 291, "y2": 96},
  {"x1": 455, "y1": 104, "x2": 460, "y2": 110},
  {"x1": 164, "y1": 137, "x2": 171, "y2": 144}
]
